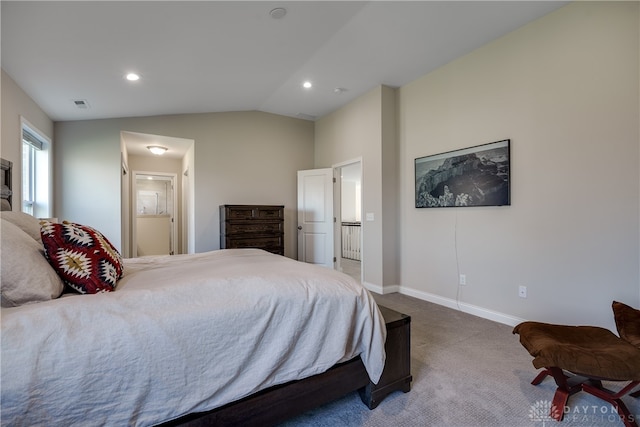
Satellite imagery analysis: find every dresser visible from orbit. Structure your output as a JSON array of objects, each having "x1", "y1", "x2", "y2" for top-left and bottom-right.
[{"x1": 220, "y1": 205, "x2": 284, "y2": 255}]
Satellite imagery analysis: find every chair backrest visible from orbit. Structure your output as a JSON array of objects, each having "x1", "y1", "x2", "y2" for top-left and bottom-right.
[{"x1": 613, "y1": 300, "x2": 640, "y2": 348}]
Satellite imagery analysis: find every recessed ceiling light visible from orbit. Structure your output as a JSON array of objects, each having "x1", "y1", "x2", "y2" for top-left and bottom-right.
[
  {"x1": 333, "y1": 87, "x2": 348, "y2": 94},
  {"x1": 126, "y1": 73, "x2": 140, "y2": 81},
  {"x1": 302, "y1": 81, "x2": 312, "y2": 89}
]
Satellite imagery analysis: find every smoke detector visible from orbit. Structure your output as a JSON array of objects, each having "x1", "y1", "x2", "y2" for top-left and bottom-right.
[{"x1": 270, "y1": 8, "x2": 287, "y2": 19}]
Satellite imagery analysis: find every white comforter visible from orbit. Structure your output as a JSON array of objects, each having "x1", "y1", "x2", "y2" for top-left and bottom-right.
[{"x1": 1, "y1": 249, "x2": 386, "y2": 426}]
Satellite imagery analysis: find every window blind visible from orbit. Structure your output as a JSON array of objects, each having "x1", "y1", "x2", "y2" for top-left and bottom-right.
[{"x1": 22, "y1": 128, "x2": 43, "y2": 150}]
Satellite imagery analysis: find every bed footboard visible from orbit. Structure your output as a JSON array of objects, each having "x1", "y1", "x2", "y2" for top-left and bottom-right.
[
  {"x1": 162, "y1": 305, "x2": 412, "y2": 427},
  {"x1": 161, "y1": 356, "x2": 370, "y2": 427},
  {"x1": 359, "y1": 305, "x2": 413, "y2": 409}
]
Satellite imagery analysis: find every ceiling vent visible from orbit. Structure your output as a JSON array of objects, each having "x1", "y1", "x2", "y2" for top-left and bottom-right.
[{"x1": 72, "y1": 99, "x2": 90, "y2": 109}]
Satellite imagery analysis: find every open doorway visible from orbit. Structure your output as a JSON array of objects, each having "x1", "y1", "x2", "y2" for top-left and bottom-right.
[
  {"x1": 133, "y1": 172, "x2": 176, "y2": 256},
  {"x1": 337, "y1": 161, "x2": 362, "y2": 282},
  {"x1": 121, "y1": 131, "x2": 194, "y2": 258}
]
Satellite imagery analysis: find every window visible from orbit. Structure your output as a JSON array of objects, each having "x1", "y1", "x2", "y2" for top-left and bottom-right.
[{"x1": 21, "y1": 119, "x2": 51, "y2": 217}]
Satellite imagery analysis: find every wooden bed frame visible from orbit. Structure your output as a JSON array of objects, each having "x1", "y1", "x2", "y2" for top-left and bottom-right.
[
  {"x1": 1, "y1": 158, "x2": 12, "y2": 209},
  {"x1": 163, "y1": 306, "x2": 412, "y2": 427},
  {"x1": 163, "y1": 357, "x2": 370, "y2": 427}
]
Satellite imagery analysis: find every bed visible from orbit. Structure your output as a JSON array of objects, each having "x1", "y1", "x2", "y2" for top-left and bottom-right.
[
  {"x1": 0, "y1": 158, "x2": 12, "y2": 212},
  {"x1": 0, "y1": 178, "x2": 389, "y2": 426}
]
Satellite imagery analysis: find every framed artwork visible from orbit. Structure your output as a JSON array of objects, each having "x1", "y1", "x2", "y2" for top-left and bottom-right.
[{"x1": 415, "y1": 139, "x2": 510, "y2": 208}]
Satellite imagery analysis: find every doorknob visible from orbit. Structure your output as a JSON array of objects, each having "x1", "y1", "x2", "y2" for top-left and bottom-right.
[{"x1": 297, "y1": 226, "x2": 302, "y2": 230}]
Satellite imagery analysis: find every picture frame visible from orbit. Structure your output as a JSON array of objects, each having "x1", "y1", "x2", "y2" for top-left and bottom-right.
[{"x1": 415, "y1": 139, "x2": 510, "y2": 208}]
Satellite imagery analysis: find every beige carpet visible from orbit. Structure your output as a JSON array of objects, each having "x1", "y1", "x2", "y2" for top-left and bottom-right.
[
  {"x1": 281, "y1": 293, "x2": 640, "y2": 427},
  {"x1": 340, "y1": 258, "x2": 361, "y2": 282}
]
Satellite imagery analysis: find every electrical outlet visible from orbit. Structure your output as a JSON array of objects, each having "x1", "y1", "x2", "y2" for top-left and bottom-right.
[
  {"x1": 459, "y1": 274, "x2": 466, "y2": 286},
  {"x1": 518, "y1": 285, "x2": 527, "y2": 298}
]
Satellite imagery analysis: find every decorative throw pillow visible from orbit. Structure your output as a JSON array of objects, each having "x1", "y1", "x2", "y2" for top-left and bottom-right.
[
  {"x1": 1, "y1": 210, "x2": 43, "y2": 242},
  {"x1": 40, "y1": 220, "x2": 123, "y2": 294},
  {"x1": 613, "y1": 301, "x2": 640, "y2": 348},
  {"x1": 1, "y1": 219, "x2": 64, "y2": 307}
]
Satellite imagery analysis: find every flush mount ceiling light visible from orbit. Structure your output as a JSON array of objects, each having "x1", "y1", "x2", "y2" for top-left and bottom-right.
[
  {"x1": 302, "y1": 81, "x2": 312, "y2": 89},
  {"x1": 125, "y1": 72, "x2": 140, "y2": 81},
  {"x1": 147, "y1": 145, "x2": 168, "y2": 155}
]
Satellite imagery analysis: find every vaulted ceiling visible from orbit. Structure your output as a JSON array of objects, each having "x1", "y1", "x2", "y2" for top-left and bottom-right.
[{"x1": 2, "y1": 1, "x2": 567, "y2": 123}]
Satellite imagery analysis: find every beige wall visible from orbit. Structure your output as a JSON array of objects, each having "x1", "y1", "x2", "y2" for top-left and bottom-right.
[
  {"x1": 315, "y1": 1, "x2": 639, "y2": 330},
  {"x1": 1, "y1": 70, "x2": 54, "y2": 210},
  {"x1": 315, "y1": 85, "x2": 398, "y2": 291},
  {"x1": 395, "y1": 1, "x2": 639, "y2": 330},
  {"x1": 381, "y1": 85, "x2": 398, "y2": 287},
  {"x1": 315, "y1": 86, "x2": 399, "y2": 291},
  {"x1": 55, "y1": 111, "x2": 314, "y2": 257}
]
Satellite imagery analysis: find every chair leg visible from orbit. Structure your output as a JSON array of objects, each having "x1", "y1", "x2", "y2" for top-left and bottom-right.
[
  {"x1": 531, "y1": 367, "x2": 586, "y2": 421},
  {"x1": 531, "y1": 369, "x2": 552, "y2": 386},
  {"x1": 582, "y1": 381, "x2": 640, "y2": 427}
]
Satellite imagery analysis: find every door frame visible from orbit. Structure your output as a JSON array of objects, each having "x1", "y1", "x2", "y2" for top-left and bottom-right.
[
  {"x1": 332, "y1": 158, "x2": 363, "y2": 281},
  {"x1": 131, "y1": 170, "x2": 178, "y2": 257},
  {"x1": 121, "y1": 154, "x2": 130, "y2": 257}
]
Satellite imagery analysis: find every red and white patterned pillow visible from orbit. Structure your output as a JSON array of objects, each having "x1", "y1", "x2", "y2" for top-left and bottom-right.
[{"x1": 40, "y1": 220, "x2": 123, "y2": 294}]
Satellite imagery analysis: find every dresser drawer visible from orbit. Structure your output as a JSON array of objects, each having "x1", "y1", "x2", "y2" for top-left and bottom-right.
[
  {"x1": 224, "y1": 236, "x2": 284, "y2": 254},
  {"x1": 223, "y1": 205, "x2": 284, "y2": 221},
  {"x1": 224, "y1": 221, "x2": 283, "y2": 235}
]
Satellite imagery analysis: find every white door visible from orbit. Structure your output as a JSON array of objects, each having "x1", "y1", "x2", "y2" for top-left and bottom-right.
[{"x1": 297, "y1": 168, "x2": 334, "y2": 267}]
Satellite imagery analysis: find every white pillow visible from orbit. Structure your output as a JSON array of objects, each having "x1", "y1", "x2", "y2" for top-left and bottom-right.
[
  {"x1": 1, "y1": 219, "x2": 64, "y2": 307},
  {"x1": 0, "y1": 211, "x2": 42, "y2": 242}
]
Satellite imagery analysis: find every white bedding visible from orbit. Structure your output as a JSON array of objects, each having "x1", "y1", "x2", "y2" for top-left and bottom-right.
[{"x1": 1, "y1": 249, "x2": 386, "y2": 426}]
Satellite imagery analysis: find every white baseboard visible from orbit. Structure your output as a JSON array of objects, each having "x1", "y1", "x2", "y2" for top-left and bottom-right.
[
  {"x1": 396, "y1": 286, "x2": 526, "y2": 327},
  {"x1": 362, "y1": 281, "x2": 384, "y2": 294},
  {"x1": 364, "y1": 282, "x2": 400, "y2": 295}
]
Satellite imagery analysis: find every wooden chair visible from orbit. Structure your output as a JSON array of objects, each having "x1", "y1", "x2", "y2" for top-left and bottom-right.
[{"x1": 513, "y1": 301, "x2": 640, "y2": 427}]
